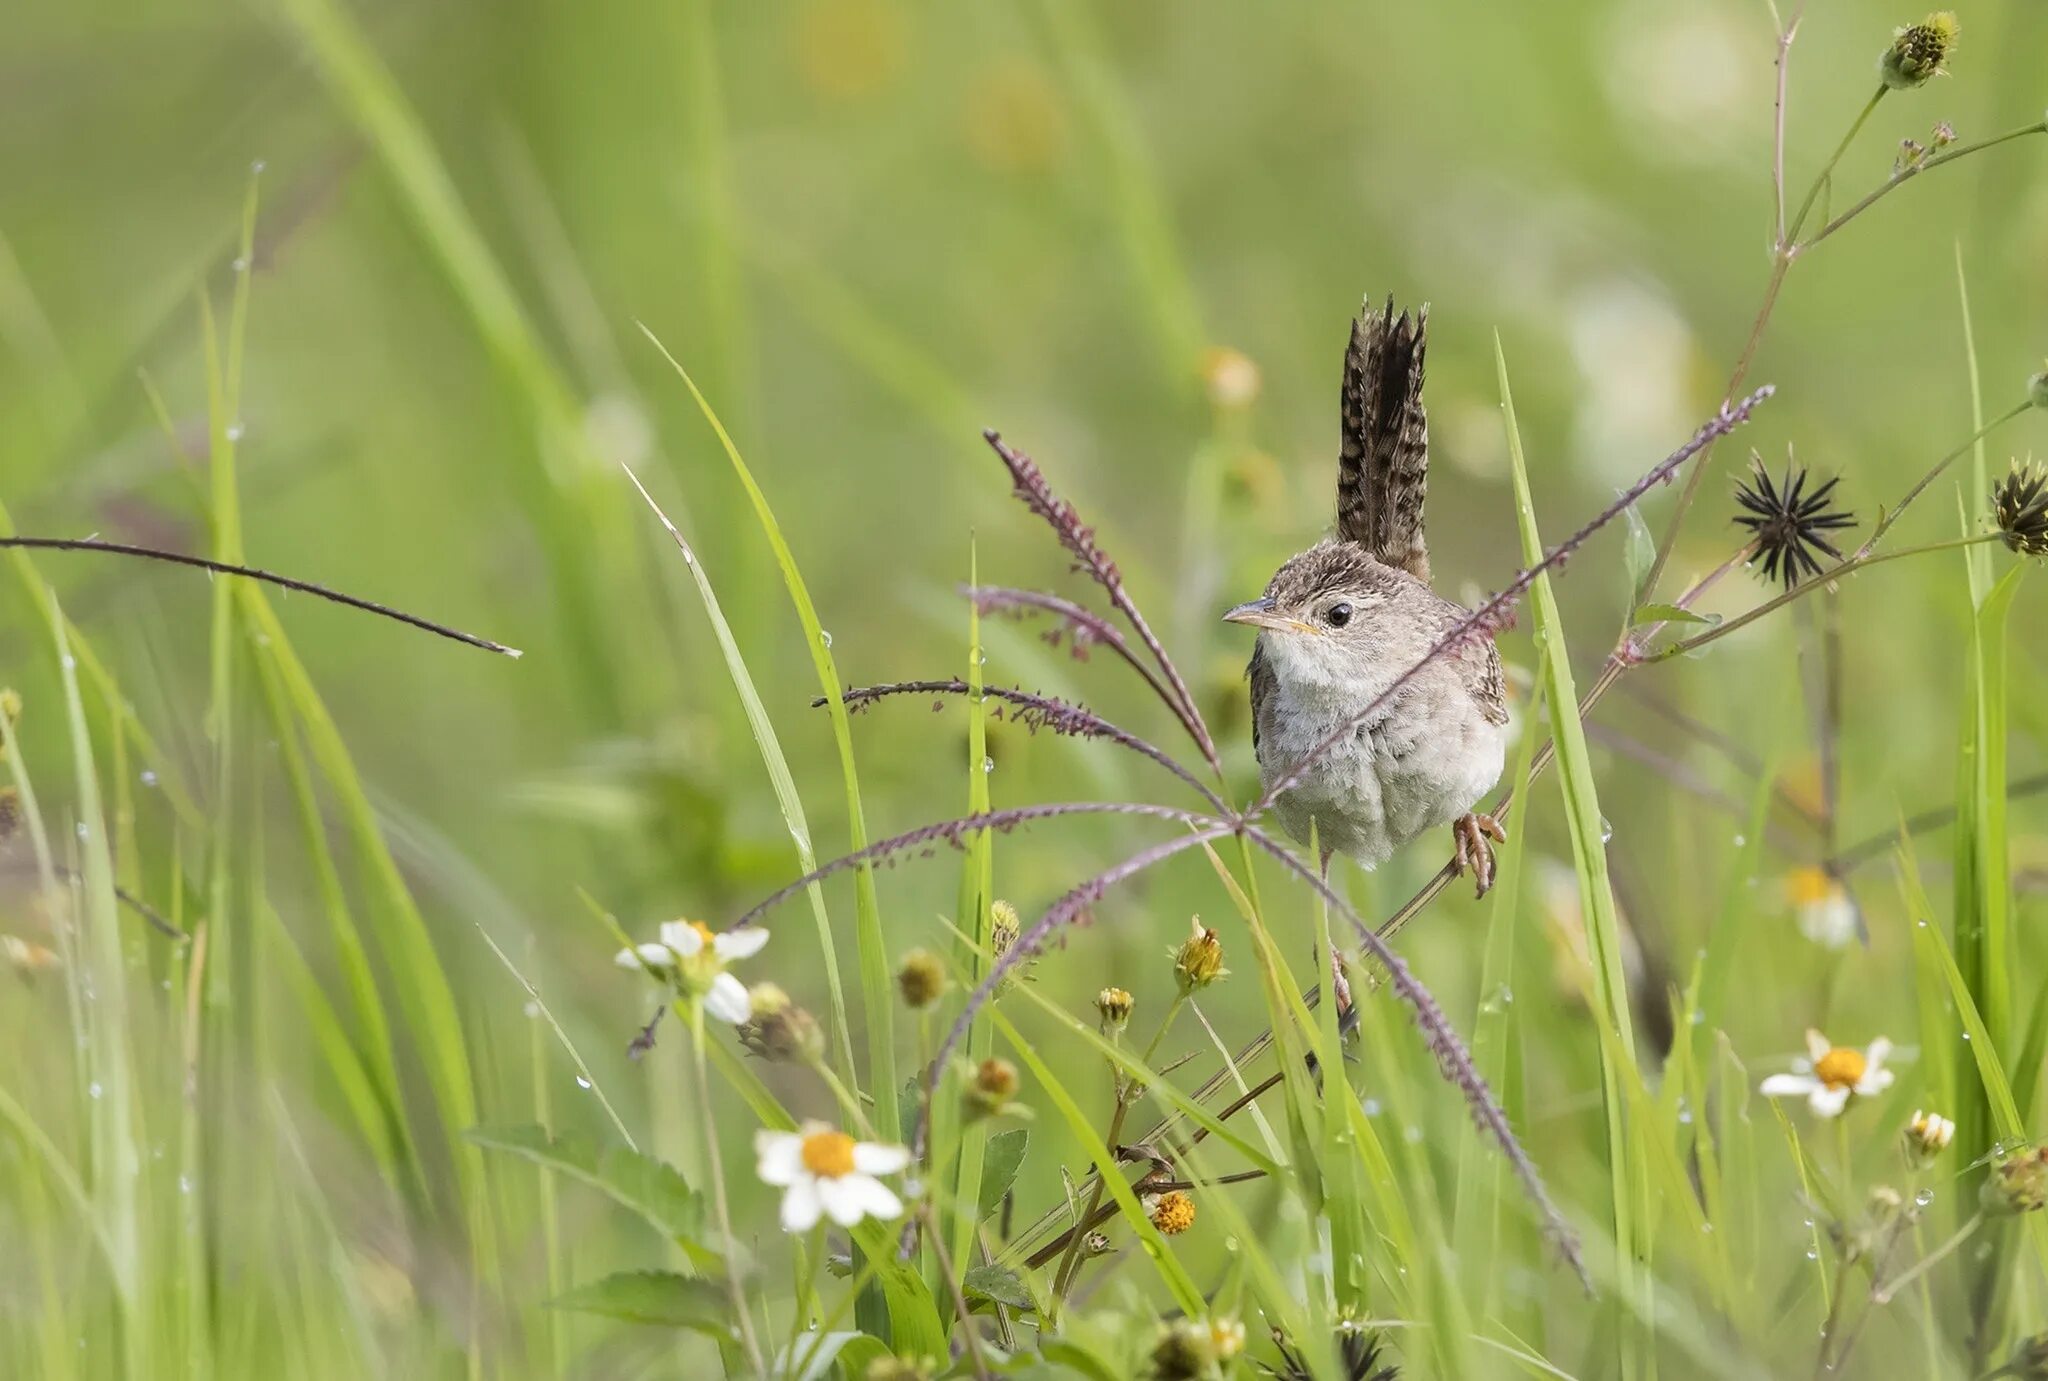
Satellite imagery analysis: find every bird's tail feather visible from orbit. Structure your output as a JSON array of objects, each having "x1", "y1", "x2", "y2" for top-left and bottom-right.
[{"x1": 1336, "y1": 296, "x2": 1431, "y2": 583}]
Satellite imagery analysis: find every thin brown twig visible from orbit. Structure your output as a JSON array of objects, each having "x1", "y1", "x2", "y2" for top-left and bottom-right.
[{"x1": 0, "y1": 536, "x2": 521, "y2": 657}]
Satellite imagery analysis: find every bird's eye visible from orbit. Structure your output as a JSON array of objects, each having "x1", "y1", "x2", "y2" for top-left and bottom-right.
[{"x1": 1325, "y1": 602, "x2": 1353, "y2": 628}]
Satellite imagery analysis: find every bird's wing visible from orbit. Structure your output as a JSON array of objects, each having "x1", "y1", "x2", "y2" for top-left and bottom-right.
[
  {"x1": 1472, "y1": 638, "x2": 1509, "y2": 727},
  {"x1": 1336, "y1": 296, "x2": 1432, "y2": 584},
  {"x1": 1247, "y1": 638, "x2": 1275, "y2": 762}
]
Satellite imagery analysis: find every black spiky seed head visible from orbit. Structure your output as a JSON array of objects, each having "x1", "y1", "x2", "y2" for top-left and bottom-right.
[
  {"x1": 1733, "y1": 461, "x2": 1856, "y2": 589},
  {"x1": 1993, "y1": 460, "x2": 2048, "y2": 557},
  {"x1": 1262, "y1": 1322, "x2": 1401, "y2": 1381},
  {"x1": 1880, "y1": 12, "x2": 1959, "y2": 89}
]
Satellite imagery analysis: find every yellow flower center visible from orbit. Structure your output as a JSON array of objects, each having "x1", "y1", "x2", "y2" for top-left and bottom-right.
[
  {"x1": 799, "y1": 1130, "x2": 858, "y2": 1179},
  {"x1": 1149, "y1": 1190, "x2": 1196, "y2": 1236},
  {"x1": 689, "y1": 921, "x2": 717, "y2": 949},
  {"x1": 1786, "y1": 866, "x2": 1837, "y2": 907},
  {"x1": 1814, "y1": 1046, "x2": 1867, "y2": 1090}
]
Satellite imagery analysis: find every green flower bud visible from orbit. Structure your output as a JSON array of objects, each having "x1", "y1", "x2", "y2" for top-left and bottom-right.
[
  {"x1": 896, "y1": 949, "x2": 948, "y2": 1010},
  {"x1": 1880, "y1": 12, "x2": 1959, "y2": 90}
]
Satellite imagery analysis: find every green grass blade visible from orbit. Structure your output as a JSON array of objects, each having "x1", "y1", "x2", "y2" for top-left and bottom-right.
[
  {"x1": 618, "y1": 464, "x2": 859, "y2": 1091},
  {"x1": 1499, "y1": 337, "x2": 1648, "y2": 1377},
  {"x1": 640, "y1": 326, "x2": 898, "y2": 1142},
  {"x1": 947, "y1": 541, "x2": 997, "y2": 1280}
]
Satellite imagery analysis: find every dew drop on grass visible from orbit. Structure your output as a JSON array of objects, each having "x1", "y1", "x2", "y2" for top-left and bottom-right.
[
  {"x1": 88, "y1": 1081, "x2": 102, "y2": 1100},
  {"x1": 1600, "y1": 816, "x2": 1614, "y2": 843},
  {"x1": 1805, "y1": 1247, "x2": 1819, "y2": 1260},
  {"x1": 574, "y1": 1075, "x2": 592, "y2": 1090},
  {"x1": 1732, "y1": 834, "x2": 1745, "y2": 847},
  {"x1": 226, "y1": 422, "x2": 244, "y2": 442},
  {"x1": 819, "y1": 630, "x2": 833, "y2": 649},
  {"x1": 982, "y1": 756, "x2": 994, "y2": 774},
  {"x1": 1915, "y1": 1189, "x2": 1934, "y2": 1207},
  {"x1": 1362, "y1": 1098, "x2": 1382, "y2": 1116},
  {"x1": 140, "y1": 770, "x2": 157, "y2": 787},
  {"x1": 179, "y1": 1175, "x2": 193, "y2": 1195},
  {"x1": 232, "y1": 256, "x2": 249, "y2": 274}
]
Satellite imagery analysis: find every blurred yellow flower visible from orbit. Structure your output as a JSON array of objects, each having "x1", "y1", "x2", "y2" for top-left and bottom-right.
[
  {"x1": 964, "y1": 59, "x2": 1066, "y2": 174},
  {"x1": 793, "y1": 0, "x2": 907, "y2": 102},
  {"x1": 1199, "y1": 346, "x2": 1261, "y2": 410},
  {"x1": 1786, "y1": 865, "x2": 1858, "y2": 949}
]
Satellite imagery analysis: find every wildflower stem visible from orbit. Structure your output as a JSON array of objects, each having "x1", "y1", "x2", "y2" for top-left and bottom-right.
[
  {"x1": 1769, "y1": 3, "x2": 1810, "y2": 246},
  {"x1": 1646, "y1": 535, "x2": 2003, "y2": 662},
  {"x1": 1804, "y1": 121, "x2": 2048, "y2": 249},
  {"x1": 685, "y1": 1001, "x2": 768, "y2": 1378},
  {"x1": 1785, "y1": 86, "x2": 1886, "y2": 244},
  {"x1": 1858, "y1": 402, "x2": 2032, "y2": 555},
  {"x1": 1873, "y1": 1209, "x2": 1983, "y2": 1304},
  {"x1": 923, "y1": 1201, "x2": 994, "y2": 1380},
  {"x1": 1048, "y1": 995, "x2": 1186, "y2": 1316}
]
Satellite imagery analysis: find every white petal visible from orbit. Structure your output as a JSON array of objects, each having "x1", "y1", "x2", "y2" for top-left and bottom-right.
[
  {"x1": 1760, "y1": 1074, "x2": 1819, "y2": 1098},
  {"x1": 1863, "y1": 1037, "x2": 1893, "y2": 1072},
  {"x1": 817, "y1": 1175, "x2": 873, "y2": 1227},
  {"x1": 1804, "y1": 1029, "x2": 1832, "y2": 1063},
  {"x1": 618, "y1": 943, "x2": 674, "y2": 973},
  {"x1": 714, "y1": 927, "x2": 770, "y2": 961},
  {"x1": 704, "y1": 973, "x2": 752, "y2": 1025},
  {"x1": 660, "y1": 920, "x2": 704, "y2": 957},
  {"x1": 845, "y1": 1173, "x2": 903, "y2": 1223},
  {"x1": 1858, "y1": 1067, "x2": 1895, "y2": 1097},
  {"x1": 756, "y1": 1132, "x2": 803, "y2": 1187},
  {"x1": 780, "y1": 1178, "x2": 823, "y2": 1233},
  {"x1": 1808, "y1": 1085, "x2": 1851, "y2": 1117},
  {"x1": 853, "y1": 1142, "x2": 912, "y2": 1176}
]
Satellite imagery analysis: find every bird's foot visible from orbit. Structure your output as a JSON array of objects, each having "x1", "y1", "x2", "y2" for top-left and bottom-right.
[{"x1": 1451, "y1": 812, "x2": 1508, "y2": 898}]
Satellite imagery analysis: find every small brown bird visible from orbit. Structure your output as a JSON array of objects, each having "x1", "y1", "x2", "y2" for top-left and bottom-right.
[{"x1": 1226, "y1": 297, "x2": 1509, "y2": 895}]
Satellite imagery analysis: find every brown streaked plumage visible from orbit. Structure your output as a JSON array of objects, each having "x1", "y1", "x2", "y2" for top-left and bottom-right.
[
  {"x1": 1228, "y1": 296, "x2": 1509, "y2": 895},
  {"x1": 1337, "y1": 298, "x2": 1432, "y2": 582}
]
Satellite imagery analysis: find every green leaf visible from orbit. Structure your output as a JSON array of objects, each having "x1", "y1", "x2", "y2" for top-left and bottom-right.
[
  {"x1": 1622, "y1": 501, "x2": 1655, "y2": 599},
  {"x1": 769, "y1": 1331, "x2": 865, "y2": 1380},
  {"x1": 1630, "y1": 602, "x2": 1718, "y2": 628},
  {"x1": 466, "y1": 1125, "x2": 713, "y2": 1265},
  {"x1": 976, "y1": 1128, "x2": 1029, "y2": 1220},
  {"x1": 962, "y1": 1264, "x2": 1035, "y2": 1311},
  {"x1": 550, "y1": 1271, "x2": 728, "y2": 1333}
]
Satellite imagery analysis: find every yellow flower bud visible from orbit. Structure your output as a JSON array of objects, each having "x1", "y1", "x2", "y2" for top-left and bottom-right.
[
  {"x1": 735, "y1": 983, "x2": 824, "y2": 1065},
  {"x1": 1903, "y1": 1109, "x2": 1955, "y2": 1165},
  {"x1": 1983, "y1": 1145, "x2": 2048, "y2": 1216},
  {"x1": 1146, "y1": 1189, "x2": 1196, "y2": 1235},
  {"x1": 1095, "y1": 986, "x2": 1134, "y2": 1034},
  {"x1": 1171, "y1": 917, "x2": 1227, "y2": 994}
]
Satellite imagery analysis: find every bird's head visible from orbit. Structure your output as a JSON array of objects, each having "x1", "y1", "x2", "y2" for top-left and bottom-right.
[{"x1": 1223, "y1": 542, "x2": 1431, "y2": 686}]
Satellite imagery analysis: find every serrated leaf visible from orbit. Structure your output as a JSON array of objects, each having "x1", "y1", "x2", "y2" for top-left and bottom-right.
[
  {"x1": 976, "y1": 1128, "x2": 1028, "y2": 1220},
  {"x1": 1630, "y1": 602, "x2": 1718, "y2": 628},
  {"x1": 467, "y1": 1124, "x2": 716, "y2": 1266},
  {"x1": 551, "y1": 1271, "x2": 728, "y2": 1333},
  {"x1": 962, "y1": 1263, "x2": 1035, "y2": 1311}
]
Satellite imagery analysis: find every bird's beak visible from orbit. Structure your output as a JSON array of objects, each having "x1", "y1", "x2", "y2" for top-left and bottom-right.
[{"x1": 1222, "y1": 597, "x2": 1309, "y2": 634}]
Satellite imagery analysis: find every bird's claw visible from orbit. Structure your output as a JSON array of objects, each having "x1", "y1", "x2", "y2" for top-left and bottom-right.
[{"x1": 1451, "y1": 812, "x2": 1508, "y2": 898}]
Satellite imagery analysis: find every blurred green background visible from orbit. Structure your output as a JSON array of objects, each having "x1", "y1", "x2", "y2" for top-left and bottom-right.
[{"x1": 2, "y1": 0, "x2": 2046, "y2": 1374}]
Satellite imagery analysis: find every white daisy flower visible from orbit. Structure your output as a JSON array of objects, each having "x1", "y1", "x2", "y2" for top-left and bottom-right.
[
  {"x1": 1787, "y1": 866, "x2": 1859, "y2": 949},
  {"x1": 1759, "y1": 1028, "x2": 1894, "y2": 1116},
  {"x1": 614, "y1": 919, "x2": 769, "y2": 1024},
  {"x1": 754, "y1": 1122, "x2": 912, "y2": 1232}
]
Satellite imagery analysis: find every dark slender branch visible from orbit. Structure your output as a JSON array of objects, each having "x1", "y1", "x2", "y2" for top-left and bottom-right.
[
  {"x1": 1242, "y1": 824, "x2": 1587, "y2": 1288},
  {"x1": 981, "y1": 433, "x2": 1220, "y2": 774},
  {"x1": 0, "y1": 536, "x2": 521, "y2": 658},
  {"x1": 728, "y1": 801, "x2": 1228, "y2": 933},
  {"x1": 1253, "y1": 388, "x2": 1774, "y2": 814},
  {"x1": 818, "y1": 679, "x2": 1225, "y2": 811},
  {"x1": 1835, "y1": 771, "x2": 2048, "y2": 873}
]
